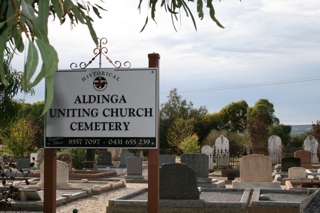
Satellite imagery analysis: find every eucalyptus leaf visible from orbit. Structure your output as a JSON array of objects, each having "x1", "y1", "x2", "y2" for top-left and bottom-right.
[
  {"x1": 85, "y1": 16, "x2": 98, "y2": 45},
  {"x1": 140, "y1": 16, "x2": 149, "y2": 32},
  {"x1": 37, "y1": 0, "x2": 50, "y2": 36},
  {"x1": 92, "y1": 6, "x2": 102, "y2": 18},
  {"x1": 94, "y1": 4, "x2": 107, "y2": 11},
  {"x1": 21, "y1": 0, "x2": 36, "y2": 19},
  {"x1": 72, "y1": 5, "x2": 86, "y2": 24},
  {"x1": 29, "y1": 39, "x2": 58, "y2": 88},
  {"x1": 0, "y1": 22, "x2": 5, "y2": 29},
  {"x1": 42, "y1": 75, "x2": 54, "y2": 115},
  {"x1": 197, "y1": 0, "x2": 204, "y2": 20},
  {"x1": 182, "y1": 1, "x2": 197, "y2": 31},
  {"x1": 51, "y1": 0, "x2": 64, "y2": 21},
  {"x1": 24, "y1": 41, "x2": 38, "y2": 90},
  {"x1": 0, "y1": 28, "x2": 10, "y2": 86}
]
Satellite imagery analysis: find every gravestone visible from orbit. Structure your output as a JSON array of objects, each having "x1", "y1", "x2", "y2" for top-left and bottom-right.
[
  {"x1": 240, "y1": 154, "x2": 272, "y2": 182},
  {"x1": 181, "y1": 153, "x2": 225, "y2": 188},
  {"x1": 221, "y1": 169, "x2": 240, "y2": 180},
  {"x1": 268, "y1": 135, "x2": 282, "y2": 164},
  {"x1": 125, "y1": 157, "x2": 143, "y2": 180},
  {"x1": 213, "y1": 135, "x2": 229, "y2": 167},
  {"x1": 37, "y1": 148, "x2": 45, "y2": 164},
  {"x1": 159, "y1": 154, "x2": 176, "y2": 166},
  {"x1": 304, "y1": 135, "x2": 319, "y2": 164},
  {"x1": 19, "y1": 188, "x2": 41, "y2": 201},
  {"x1": 16, "y1": 158, "x2": 30, "y2": 170},
  {"x1": 119, "y1": 152, "x2": 134, "y2": 168},
  {"x1": 288, "y1": 167, "x2": 306, "y2": 179},
  {"x1": 294, "y1": 150, "x2": 312, "y2": 169},
  {"x1": 201, "y1": 145, "x2": 213, "y2": 170},
  {"x1": 30, "y1": 153, "x2": 38, "y2": 167},
  {"x1": 37, "y1": 160, "x2": 72, "y2": 189},
  {"x1": 181, "y1": 153, "x2": 209, "y2": 181},
  {"x1": 281, "y1": 157, "x2": 301, "y2": 172},
  {"x1": 233, "y1": 154, "x2": 280, "y2": 189},
  {"x1": 97, "y1": 150, "x2": 113, "y2": 167},
  {"x1": 160, "y1": 163, "x2": 199, "y2": 199}
]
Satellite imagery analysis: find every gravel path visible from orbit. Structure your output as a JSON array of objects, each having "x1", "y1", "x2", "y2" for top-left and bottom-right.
[{"x1": 56, "y1": 183, "x2": 147, "y2": 213}]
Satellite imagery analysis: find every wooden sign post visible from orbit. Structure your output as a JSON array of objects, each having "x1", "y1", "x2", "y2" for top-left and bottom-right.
[{"x1": 148, "y1": 53, "x2": 160, "y2": 213}]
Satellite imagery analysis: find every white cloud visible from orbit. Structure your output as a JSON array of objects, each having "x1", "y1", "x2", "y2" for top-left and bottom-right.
[{"x1": 14, "y1": 0, "x2": 320, "y2": 124}]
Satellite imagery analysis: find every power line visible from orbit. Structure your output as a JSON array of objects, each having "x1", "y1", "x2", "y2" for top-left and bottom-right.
[{"x1": 161, "y1": 76, "x2": 320, "y2": 94}]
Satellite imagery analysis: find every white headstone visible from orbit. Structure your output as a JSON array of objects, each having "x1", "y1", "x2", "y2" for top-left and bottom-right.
[
  {"x1": 37, "y1": 160, "x2": 72, "y2": 189},
  {"x1": 213, "y1": 135, "x2": 229, "y2": 167},
  {"x1": 268, "y1": 135, "x2": 282, "y2": 164},
  {"x1": 304, "y1": 135, "x2": 319, "y2": 164},
  {"x1": 37, "y1": 148, "x2": 45, "y2": 163},
  {"x1": 201, "y1": 145, "x2": 213, "y2": 170}
]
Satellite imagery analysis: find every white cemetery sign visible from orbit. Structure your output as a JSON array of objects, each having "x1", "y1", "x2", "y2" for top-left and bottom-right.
[
  {"x1": 45, "y1": 68, "x2": 159, "y2": 149},
  {"x1": 268, "y1": 135, "x2": 282, "y2": 164}
]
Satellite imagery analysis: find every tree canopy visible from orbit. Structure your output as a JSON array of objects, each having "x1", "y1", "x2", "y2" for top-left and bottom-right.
[{"x1": 219, "y1": 100, "x2": 248, "y2": 133}]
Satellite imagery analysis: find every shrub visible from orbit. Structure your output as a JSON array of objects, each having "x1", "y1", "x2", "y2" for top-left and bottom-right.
[{"x1": 179, "y1": 134, "x2": 200, "y2": 153}]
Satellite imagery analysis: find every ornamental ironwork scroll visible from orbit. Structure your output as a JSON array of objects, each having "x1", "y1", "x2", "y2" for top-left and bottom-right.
[{"x1": 70, "y1": 37, "x2": 131, "y2": 69}]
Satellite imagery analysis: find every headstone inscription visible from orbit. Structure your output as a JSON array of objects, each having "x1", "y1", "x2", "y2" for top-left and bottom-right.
[
  {"x1": 159, "y1": 163, "x2": 199, "y2": 199},
  {"x1": 119, "y1": 152, "x2": 134, "y2": 168},
  {"x1": 294, "y1": 150, "x2": 312, "y2": 169},
  {"x1": 213, "y1": 135, "x2": 229, "y2": 167},
  {"x1": 268, "y1": 135, "x2": 282, "y2": 164},
  {"x1": 281, "y1": 157, "x2": 301, "y2": 172},
  {"x1": 201, "y1": 145, "x2": 213, "y2": 170},
  {"x1": 304, "y1": 135, "x2": 319, "y2": 164}
]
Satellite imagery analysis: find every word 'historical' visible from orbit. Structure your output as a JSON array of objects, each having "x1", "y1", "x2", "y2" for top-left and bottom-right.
[{"x1": 49, "y1": 94, "x2": 153, "y2": 131}]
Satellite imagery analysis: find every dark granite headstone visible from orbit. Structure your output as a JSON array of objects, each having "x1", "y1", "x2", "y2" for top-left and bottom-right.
[
  {"x1": 84, "y1": 149, "x2": 96, "y2": 169},
  {"x1": 160, "y1": 163, "x2": 199, "y2": 200},
  {"x1": 180, "y1": 153, "x2": 208, "y2": 178},
  {"x1": 222, "y1": 169, "x2": 240, "y2": 180},
  {"x1": 97, "y1": 150, "x2": 113, "y2": 167},
  {"x1": 281, "y1": 157, "x2": 301, "y2": 172},
  {"x1": 16, "y1": 158, "x2": 30, "y2": 170}
]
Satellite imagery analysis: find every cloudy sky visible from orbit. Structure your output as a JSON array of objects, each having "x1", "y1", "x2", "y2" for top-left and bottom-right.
[{"x1": 14, "y1": 0, "x2": 320, "y2": 125}]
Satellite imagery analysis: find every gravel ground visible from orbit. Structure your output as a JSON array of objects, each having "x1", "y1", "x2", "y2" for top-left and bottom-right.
[{"x1": 56, "y1": 183, "x2": 147, "y2": 213}]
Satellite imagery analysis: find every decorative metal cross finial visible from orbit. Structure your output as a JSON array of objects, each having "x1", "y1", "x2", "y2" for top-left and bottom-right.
[{"x1": 70, "y1": 37, "x2": 131, "y2": 69}]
